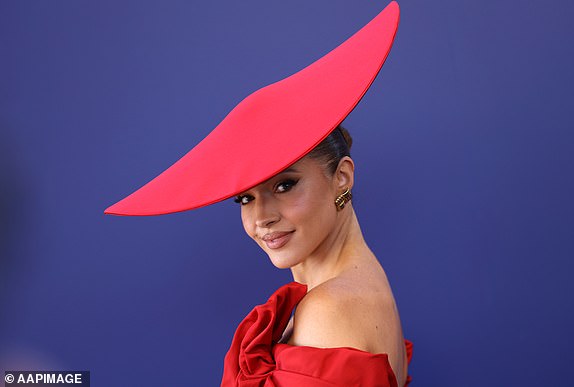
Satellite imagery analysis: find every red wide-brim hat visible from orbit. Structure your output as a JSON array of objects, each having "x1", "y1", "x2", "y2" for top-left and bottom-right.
[{"x1": 105, "y1": 2, "x2": 400, "y2": 216}]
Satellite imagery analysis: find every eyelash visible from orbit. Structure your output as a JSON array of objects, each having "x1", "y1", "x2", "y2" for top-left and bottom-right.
[{"x1": 234, "y1": 179, "x2": 299, "y2": 205}]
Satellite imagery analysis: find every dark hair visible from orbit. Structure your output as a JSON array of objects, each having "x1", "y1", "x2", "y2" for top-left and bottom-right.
[{"x1": 307, "y1": 124, "x2": 353, "y2": 175}]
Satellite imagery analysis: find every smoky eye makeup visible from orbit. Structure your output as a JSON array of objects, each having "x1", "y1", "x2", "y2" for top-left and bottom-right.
[
  {"x1": 274, "y1": 178, "x2": 299, "y2": 193},
  {"x1": 234, "y1": 194, "x2": 253, "y2": 205},
  {"x1": 233, "y1": 175, "x2": 300, "y2": 205}
]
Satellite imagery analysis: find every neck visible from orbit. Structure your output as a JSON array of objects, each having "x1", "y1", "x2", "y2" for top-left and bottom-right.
[{"x1": 290, "y1": 206, "x2": 370, "y2": 291}]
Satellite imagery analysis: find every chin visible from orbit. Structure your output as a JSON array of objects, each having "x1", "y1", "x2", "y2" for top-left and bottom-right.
[{"x1": 267, "y1": 252, "x2": 301, "y2": 270}]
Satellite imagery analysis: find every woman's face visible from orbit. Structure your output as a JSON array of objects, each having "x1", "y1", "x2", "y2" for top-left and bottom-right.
[{"x1": 236, "y1": 156, "x2": 343, "y2": 269}]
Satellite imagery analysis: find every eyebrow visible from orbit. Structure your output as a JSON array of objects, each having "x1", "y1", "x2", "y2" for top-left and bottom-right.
[{"x1": 278, "y1": 167, "x2": 299, "y2": 174}]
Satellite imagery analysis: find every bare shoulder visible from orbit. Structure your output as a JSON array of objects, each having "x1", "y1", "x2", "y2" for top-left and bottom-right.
[{"x1": 288, "y1": 277, "x2": 394, "y2": 352}]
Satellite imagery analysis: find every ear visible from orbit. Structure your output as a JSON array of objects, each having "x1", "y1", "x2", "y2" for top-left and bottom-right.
[{"x1": 333, "y1": 156, "x2": 355, "y2": 192}]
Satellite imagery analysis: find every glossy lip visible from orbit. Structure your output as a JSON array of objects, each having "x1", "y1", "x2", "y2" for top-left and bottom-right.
[{"x1": 261, "y1": 231, "x2": 294, "y2": 250}]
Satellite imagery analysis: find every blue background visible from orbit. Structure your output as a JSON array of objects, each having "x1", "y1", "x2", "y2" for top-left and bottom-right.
[{"x1": 1, "y1": 1, "x2": 573, "y2": 386}]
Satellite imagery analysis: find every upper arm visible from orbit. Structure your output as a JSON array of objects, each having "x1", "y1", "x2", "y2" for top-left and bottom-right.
[
  {"x1": 287, "y1": 281, "x2": 407, "y2": 385},
  {"x1": 287, "y1": 285, "x2": 370, "y2": 351}
]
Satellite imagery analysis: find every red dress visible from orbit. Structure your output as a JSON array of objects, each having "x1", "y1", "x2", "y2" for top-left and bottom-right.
[{"x1": 222, "y1": 282, "x2": 413, "y2": 386}]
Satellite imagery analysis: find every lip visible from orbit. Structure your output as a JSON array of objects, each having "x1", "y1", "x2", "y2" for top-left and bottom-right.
[{"x1": 261, "y1": 231, "x2": 294, "y2": 250}]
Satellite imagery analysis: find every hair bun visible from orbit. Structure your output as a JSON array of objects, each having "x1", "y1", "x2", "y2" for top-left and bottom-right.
[{"x1": 338, "y1": 125, "x2": 353, "y2": 150}]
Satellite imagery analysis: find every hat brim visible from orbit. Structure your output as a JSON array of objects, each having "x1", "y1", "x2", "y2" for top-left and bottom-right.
[{"x1": 105, "y1": 1, "x2": 400, "y2": 216}]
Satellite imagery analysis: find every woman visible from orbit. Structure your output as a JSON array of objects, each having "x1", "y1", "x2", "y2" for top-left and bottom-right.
[
  {"x1": 105, "y1": 2, "x2": 412, "y2": 385},
  {"x1": 224, "y1": 125, "x2": 412, "y2": 386}
]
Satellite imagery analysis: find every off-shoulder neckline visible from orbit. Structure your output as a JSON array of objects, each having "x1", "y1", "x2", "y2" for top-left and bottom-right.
[
  {"x1": 273, "y1": 341, "x2": 394, "y2": 358},
  {"x1": 277, "y1": 281, "x2": 409, "y2": 356}
]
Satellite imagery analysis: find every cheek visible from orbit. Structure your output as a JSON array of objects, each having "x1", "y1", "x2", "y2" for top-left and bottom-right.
[
  {"x1": 240, "y1": 209, "x2": 256, "y2": 239},
  {"x1": 288, "y1": 186, "x2": 335, "y2": 230}
]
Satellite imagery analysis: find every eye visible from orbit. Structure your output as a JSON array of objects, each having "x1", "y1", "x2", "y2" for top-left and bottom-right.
[
  {"x1": 234, "y1": 194, "x2": 253, "y2": 205},
  {"x1": 275, "y1": 179, "x2": 298, "y2": 193}
]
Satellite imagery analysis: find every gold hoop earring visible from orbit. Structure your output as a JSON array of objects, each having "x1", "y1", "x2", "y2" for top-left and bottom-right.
[{"x1": 334, "y1": 187, "x2": 352, "y2": 211}]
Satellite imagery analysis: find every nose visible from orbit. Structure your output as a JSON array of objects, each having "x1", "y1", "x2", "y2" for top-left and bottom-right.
[{"x1": 253, "y1": 196, "x2": 280, "y2": 228}]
